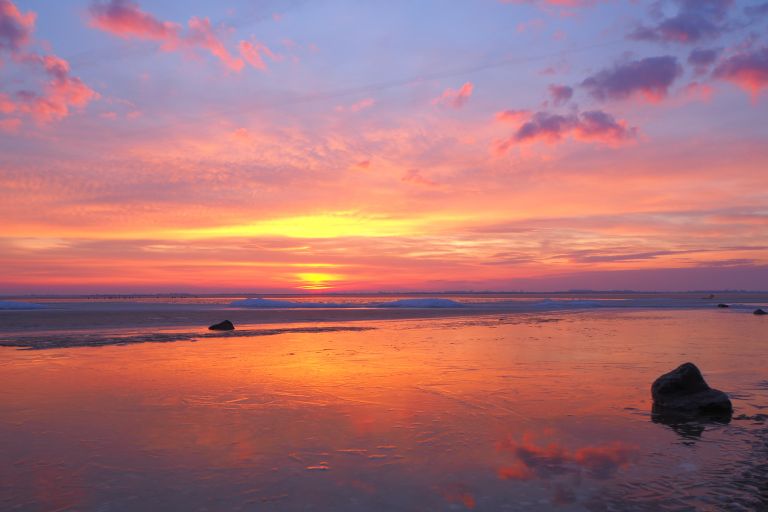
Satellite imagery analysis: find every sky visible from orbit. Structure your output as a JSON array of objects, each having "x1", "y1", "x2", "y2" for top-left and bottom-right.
[{"x1": 1, "y1": 0, "x2": 767, "y2": 293}]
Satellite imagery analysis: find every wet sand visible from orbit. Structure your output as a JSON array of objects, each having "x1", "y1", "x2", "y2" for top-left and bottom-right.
[{"x1": 0, "y1": 309, "x2": 766, "y2": 510}]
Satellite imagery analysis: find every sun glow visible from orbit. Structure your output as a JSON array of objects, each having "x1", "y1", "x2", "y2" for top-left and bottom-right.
[
  {"x1": 171, "y1": 212, "x2": 460, "y2": 240},
  {"x1": 295, "y1": 272, "x2": 342, "y2": 290}
]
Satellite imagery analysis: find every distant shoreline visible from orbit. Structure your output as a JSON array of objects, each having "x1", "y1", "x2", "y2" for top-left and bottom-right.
[{"x1": 3, "y1": 290, "x2": 768, "y2": 300}]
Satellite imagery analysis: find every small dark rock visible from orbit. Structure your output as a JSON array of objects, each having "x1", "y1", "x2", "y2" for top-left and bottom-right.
[
  {"x1": 651, "y1": 362, "x2": 732, "y2": 417},
  {"x1": 716, "y1": 303, "x2": 729, "y2": 308},
  {"x1": 208, "y1": 320, "x2": 235, "y2": 331},
  {"x1": 754, "y1": 308, "x2": 767, "y2": 315}
]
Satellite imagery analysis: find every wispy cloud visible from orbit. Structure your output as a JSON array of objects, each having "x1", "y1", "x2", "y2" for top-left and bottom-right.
[
  {"x1": 433, "y1": 82, "x2": 474, "y2": 109},
  {"x1": 89, "y1": 0, "x2": 252, "y2": 71}
]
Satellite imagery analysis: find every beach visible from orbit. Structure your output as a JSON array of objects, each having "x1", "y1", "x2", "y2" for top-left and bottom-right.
[{"x1": 1, "y1": 296, "x2": 766, "y2": 510}]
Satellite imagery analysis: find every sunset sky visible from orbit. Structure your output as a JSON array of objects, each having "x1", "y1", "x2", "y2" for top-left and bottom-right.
[{"x1": 1, "y1": 0, "x2": 767, "y2": 293}]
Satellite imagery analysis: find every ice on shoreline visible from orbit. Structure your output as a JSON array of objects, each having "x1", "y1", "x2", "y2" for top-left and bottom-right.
[
  {"x1": 374, "y1": 298, "x2": 464, "y2": 308},
  {"x1": 0, "y1": 301, "x2": 47, "y2": 310},
  {"x1": 230, "y1": 298, "x2": 347, "y2": 308}
]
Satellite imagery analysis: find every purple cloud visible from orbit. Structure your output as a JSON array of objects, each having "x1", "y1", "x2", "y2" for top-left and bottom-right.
[
  {"x1": 629, "y1": 0, "x2": 734, "y2": 44},
  {"x1": 688, "y1": 47, "x2": 721, "y2": 66},
  {"x1": 581, "y1": 56, "x2": 682, "y2": 102},
  {"x1": 0, "y1": 0, "x2": 35, "y2": 51},
  {"x1": 713, "y1": 45, "x2": 768, "y2": 97},
  {"x1": 499, "y1": 109, "x2": 637, "y2": 148},
  {"x1": 515, "y1": 111, "x2": 573, "y2": 142},
  {"x1": 548, "y1": 84, "x2": 573, "y2": 106},
  {"x1": 688, "y1": 47, "x2": 722, "y2": 74}
]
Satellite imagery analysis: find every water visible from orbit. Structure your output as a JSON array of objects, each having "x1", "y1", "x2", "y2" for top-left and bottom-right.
[{"x1": 0, "y1": 308, "x2": 766, "y2": 510}]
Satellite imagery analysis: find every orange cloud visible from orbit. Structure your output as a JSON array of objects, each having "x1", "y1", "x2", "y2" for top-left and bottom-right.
[{"x1": 433, "y1": 82, "x2": 474, "y2": 108}]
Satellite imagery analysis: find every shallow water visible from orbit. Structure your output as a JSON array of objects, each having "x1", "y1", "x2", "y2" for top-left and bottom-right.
[{"x1": 0, "y1": 310, "x2": 766, "y2": 511}]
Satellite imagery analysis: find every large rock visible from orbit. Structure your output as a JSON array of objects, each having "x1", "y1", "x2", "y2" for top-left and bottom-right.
[
  {"x1": 754, "y1": 308, "x2": 767, "y2": 315},
  {"x1": 208, "y1": 320, "x2": 235, "y2": 331},
  {"x1": 651, "y1": 362, "x2": 732, "y2": 416}
]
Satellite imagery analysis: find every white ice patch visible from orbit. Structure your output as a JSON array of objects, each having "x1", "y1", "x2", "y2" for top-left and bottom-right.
[
  {"x1": 230, "y1": 298, "x2": 345, "y2": 308},
  {"x1": 0, "y1": 300, "x2": 48, "y2": 310},
  {"x1": 374, "y1": 298, "x2": 464, "y2": 308}
]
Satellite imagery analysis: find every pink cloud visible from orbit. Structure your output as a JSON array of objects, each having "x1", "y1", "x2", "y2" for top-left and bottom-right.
[
  {"x1": 401, "y1": 169, "x2": 437, "y2": 186},
  {"x1": 239, "y1": 39, "x2": 280, "y2": 71},
  {"x1": 26, "y1": 55, "x2": 99, "y2": 122},
  {"x1": 496, "y1": 109, "x2": 636, "y2": 150},
  {"x1": 581, "y1": 56, "x2": 683, "y2": 103},
  {"x1": 0, "y1": 92, "x2": 14, "y2": 113},
  {"x1": 230, "y1": 127, "x2": 253, "y2": 143},
  {"x1": 0, "y1": 0, "x2": 35, "y2": 51},
  {"x1": 679, "y1": 81, "x2": 714, "y2": 102},
  {"x1": 88, "y1": 0, "x2": 179, "y2": 46},
  {"x1": 0, "y1": 117, "x2": 20, "y2": 132},
  {"x1": 186, "y1": 17, "x2": 243, "y2": 72},
  {"x1": 497, "y1": 432, "x2": 638, "y2": 481},
  {"x1": 494, "y1": 109, "x2": 532, "y2": 124},
  {"x1": 337, "y1": 98, "x2": 375, "y2": 113},
  {"x1": 433, "y1": 82, "x2": 474, "y2": 109},
  {"x1": 713, "y1": 46, "x2": 768, "y2": 99},
  {"x1": 89, "y1": 0, "x2": 246, "y2": 72},
  {"x1": 0, "y1": 1, "x2": 97, "y2": 125}
]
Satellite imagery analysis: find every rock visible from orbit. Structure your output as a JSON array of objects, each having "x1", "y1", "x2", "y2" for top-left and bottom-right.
[
  {"x1": 208, "y1": 320, "x2": 235, "y2": 331},
  {"x1": 651, "y1": 362, "x2": 732, "y2": 416},
  {"x1": 716, "y1": 303, "x2": 729, "y2": 308},
  {"x1": 754, "y1": 308, "x2": 767, "y2": 315}
]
